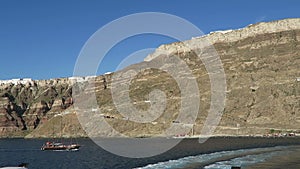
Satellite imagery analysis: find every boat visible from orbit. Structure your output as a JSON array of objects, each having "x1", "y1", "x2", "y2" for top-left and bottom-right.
[
  {"x1": 0, "y1": 167, "x2": 27, "y2": 169},
  {"x1": 41, "y1": 141, "x2": 80, "y2": 151},
  {"x1": 41, "y1": 115, "x2": 80, "y2": 151},
  {"x1": 0, "y1": 163, "x2": 28, "y2": 169}
]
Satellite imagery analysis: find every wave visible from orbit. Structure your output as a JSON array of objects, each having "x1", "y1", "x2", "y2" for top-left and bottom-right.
[
  {"x1": 134, "y1": 146, "x2": 292, "y2": 169},
  {"x1": 204, "y1": 151, "x2": 281, "y2": 169}
]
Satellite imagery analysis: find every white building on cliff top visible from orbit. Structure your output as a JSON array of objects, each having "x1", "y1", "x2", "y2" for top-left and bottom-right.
[{"x1": 0, "y1": 78, "x2": 32, "y2": 85}]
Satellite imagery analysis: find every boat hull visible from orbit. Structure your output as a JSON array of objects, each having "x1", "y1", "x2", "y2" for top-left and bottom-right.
[{"x1": 41, "y1": 142, "x2": 80, "y2": 151}]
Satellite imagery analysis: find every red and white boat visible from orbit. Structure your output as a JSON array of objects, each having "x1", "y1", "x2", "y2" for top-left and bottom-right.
[{"x1": 41, "y1": 141, "x2": 80, "y2": 151}]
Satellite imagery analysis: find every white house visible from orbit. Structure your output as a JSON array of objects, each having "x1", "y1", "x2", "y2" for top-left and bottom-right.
[{"x1": 0, "y1": 78, "x2": 32, "y2": 85}]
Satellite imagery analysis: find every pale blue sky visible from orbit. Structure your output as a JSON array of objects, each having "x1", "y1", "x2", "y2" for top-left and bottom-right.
[{"x1": 0, "y1": 0, "x2": 299, "y2": 80}]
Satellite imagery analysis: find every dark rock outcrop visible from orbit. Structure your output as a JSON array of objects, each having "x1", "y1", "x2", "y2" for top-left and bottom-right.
[{"x1": 0, "y1": 78, "x2": 74, "y2": 137}]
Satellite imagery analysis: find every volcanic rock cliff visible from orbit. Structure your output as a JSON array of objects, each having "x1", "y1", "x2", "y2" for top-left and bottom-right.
[
  {"x1": 1, "y1": 18, "x2": 300, "y2": 138},
  {"x1": 0, "y1": 78, "x2": 75, "y2": 137}
]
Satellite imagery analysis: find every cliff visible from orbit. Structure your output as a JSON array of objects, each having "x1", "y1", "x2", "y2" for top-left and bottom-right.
[
  {"x1": 0, "y1": 78, "x2": 75, "y2": 137},
  {"x1": 1, "y1": 18, "x2": 299, "y2": 138}
]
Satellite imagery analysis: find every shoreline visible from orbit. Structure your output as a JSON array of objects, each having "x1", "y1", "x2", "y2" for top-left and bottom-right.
[
  {"x1": 245, "y1": 146, "x2": 300, "y2": 169},
  {"x1": 1, "y1": 134, "x2": 299, "y2": 139},
  {"x1": 133, "y1": 137, "x2": 300, "y2": 168},
  {"x1": 1, "y1": 136, "x2": 300, "y2": 168}
]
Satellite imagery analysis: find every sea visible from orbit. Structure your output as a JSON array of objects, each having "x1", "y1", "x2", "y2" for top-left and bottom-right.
[{"x1": 0, "y1": 137, "x2": 299, "y2": 169}]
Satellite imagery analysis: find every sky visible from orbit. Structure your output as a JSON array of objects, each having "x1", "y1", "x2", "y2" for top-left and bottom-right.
[{"x1": 0, "y1": 0, "x2": 300, "y2": 80}]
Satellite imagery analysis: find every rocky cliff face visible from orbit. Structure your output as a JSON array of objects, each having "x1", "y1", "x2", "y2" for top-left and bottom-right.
[
  {"x1": 142, "y1": 18, "x2": 300, "y2": 135},
  {"x1": 0, "y1": 78, "x2": 74, "y2": 137},
  {"x1": 1, "y1": 18, "x2": 299, "y2": 138}
]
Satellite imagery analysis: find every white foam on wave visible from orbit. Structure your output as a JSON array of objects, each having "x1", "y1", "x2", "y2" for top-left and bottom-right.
[
  {"x1": 204, "y1": 151, "x2": 281, "y2": 169},
  {"x1": 134, "y1": 146, "x2": 289, "y2": 169}
]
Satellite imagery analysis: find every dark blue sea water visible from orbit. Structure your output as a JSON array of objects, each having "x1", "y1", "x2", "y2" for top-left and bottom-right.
[{"x1": 0, "y1": 137, "x2": 299, "y2": 169}]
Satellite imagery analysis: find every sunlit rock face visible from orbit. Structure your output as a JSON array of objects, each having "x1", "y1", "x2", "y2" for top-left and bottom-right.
[{"x1": 1, "y1": 18, "x2": 300, "y2": 138}]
